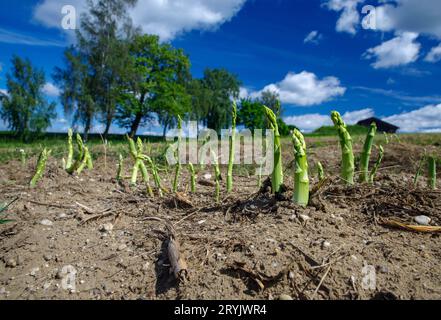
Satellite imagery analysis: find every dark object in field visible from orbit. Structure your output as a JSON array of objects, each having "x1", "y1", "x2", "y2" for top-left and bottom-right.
[
  {"x1": 357, "y1": 117, "x2": 399, "y2": 133},
  {"x1": 166, "y1": 224, "x2": 189, "y2": 282},
  {"x1": 198, "y1": 179, "x2": 216, "y2": 187},
  {"x1": 145, "y1": 217, "x2": 189, "y2": 282}
]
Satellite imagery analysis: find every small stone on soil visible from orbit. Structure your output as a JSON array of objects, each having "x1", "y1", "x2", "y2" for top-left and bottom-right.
[
  {"x1": 40, "y1": 219, "x2": 53, "y2": 226},
  {"x1": 414, "y1": 215, "x2": 431, "y2": 226},
  {"x1": 380, "y1": 266, "x2": 389, "y2": 274},
  {"x1": 322, "y1": 241, "x2": 331, "y2": 249},
  {"x1": 6, "y1": 259, "x2": 17, "y2": 268},
  {"x1": 43, "y1": 254, "x2": 53, "y2": 261},
  {"x1": 99, "y1": 223, "x2": 114, "y2": 232},
  {"x1": 58, "y1": 213, "x2": 68, "y2": 219},
  {"x1": 117, "y1": 244, "x2": 127, "y2": 251},
  {"x1": 30, "y1": 267, "x2": 40, "y2": 277},
  {"x1": 279, "y1": 294, "x2": 293, "y2": 300}
]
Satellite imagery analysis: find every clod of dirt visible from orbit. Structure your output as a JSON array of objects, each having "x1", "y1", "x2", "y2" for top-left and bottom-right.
[{"x1": 6, "y1": 259, "x2": 17, "y2": 268}]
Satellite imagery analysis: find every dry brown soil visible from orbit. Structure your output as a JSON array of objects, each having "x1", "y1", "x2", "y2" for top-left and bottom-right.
[{"x1": 0, "y1": 138, "x2": 440, "y2": 300}]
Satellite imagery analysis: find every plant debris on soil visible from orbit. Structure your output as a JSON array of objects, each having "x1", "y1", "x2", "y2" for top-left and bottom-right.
[{"x1": 0, "y1": 139, "x2": 440, "y2": 300}]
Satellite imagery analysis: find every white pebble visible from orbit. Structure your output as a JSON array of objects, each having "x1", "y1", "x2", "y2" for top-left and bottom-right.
[
  {"x1": 322, "y1": 241, "x2": 331, "y2": 249},
  {"x1": 99, "y1": 223, "x2": 113, "y2": 232},
  {"x1": 414, "y1": 215, "x2": 431, "y2": 226},
  {"x1": 40, "y1": 219, "x2": 53, "y2": 226},
  {"x1": 117, "y1": 244, "x2": 127, "y2": 251},
  {"x1": 299, "y1": 214, "x2": 311, "y2": 222},
  {"x1": 30, "y1": 267, "x2": 40, "y2": 277}
]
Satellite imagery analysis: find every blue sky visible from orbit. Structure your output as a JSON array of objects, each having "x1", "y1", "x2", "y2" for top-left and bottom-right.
[{"x1": 1, "y1": 0, "x2": 441, "y2": 133}]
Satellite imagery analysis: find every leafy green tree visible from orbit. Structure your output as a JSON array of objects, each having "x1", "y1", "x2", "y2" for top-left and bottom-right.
[
  {"x1": 155, "y1": 81, "x2": 191, "y2": 137},
  {"x1": 0, "y1": 56, "x2": 56, "y2": 141},
  {"x1": 237, "y1": 98, "x2": 265, "y2": 133},
  {"x1": 53, "y1": 47, "x2": 96, "y2": 141},
  {"x1": 199, "y1": 68, "x2": 241, "y2": 133},
  {"x1": 115, "y1": 34, "x2": 191, "y2": 137},
  {"x1": 277, "y1": 118, "x2": 292, "y2": 136},
  {"x1": 77, "y1": 0, "x2": 138, "y2": 138}
]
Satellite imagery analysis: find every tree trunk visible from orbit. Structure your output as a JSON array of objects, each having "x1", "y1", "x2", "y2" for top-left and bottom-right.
[
  {"x1": 162, "y1": 122, "x2": 168, "y2": 138},
  {"x1": 103, "y1": 117, "x2": 112, "y2": 140},
  {"x1": 84, "y1": 116, "x2": 91, "y2": 142},
  {"x1": 129, "y1": 112, "x2": 143, "y2": 138}
]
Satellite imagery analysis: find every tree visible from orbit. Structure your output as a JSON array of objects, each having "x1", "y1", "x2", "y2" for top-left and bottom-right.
[
  {"x1": 260, "y1": 89, "x2": 282, "y2": 117},
  {"x1": 0, "y1": 56, "x2": 56, "y2": 141},
  {"x1": 155, "y1": 81, "x2": 191, "y2": 137},
  {"x1": 77, "y1": 0, "x2": 138, "y2": 138},
  {"x1": 198, "y1": 68, "x2": 241, "y2": 134},
  {"x1": 277, "y1": 118, "x2": 294, "y2": 136},
  {"x1": 53, "y1": 47, "x2": 96, "y2": 141},
  {"x1": 115, "y1": 34, "x2": 191, "y2": 137},
  {"x1": 237, "y1": 98, "x2": 265, "y2": 133},
  {"x1": 187, "y1": 78, "x2": 211, "y2": 133}
]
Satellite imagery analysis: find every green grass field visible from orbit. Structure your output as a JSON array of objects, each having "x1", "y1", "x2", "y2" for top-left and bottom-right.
[{"x1": 1, "y1": 130, "x2": 440, "y2": 165}]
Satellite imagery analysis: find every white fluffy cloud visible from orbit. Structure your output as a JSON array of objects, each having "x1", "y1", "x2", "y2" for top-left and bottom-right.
[
  {"x1": 324, "y1": 0, "x2": 365, "y2": 34},
  {"x1": 375, "y1": 0, "x2": 441, "y2": 39},
  {"x1": 304, "y1": 31, "x2": 322, "y2": 44},
  {"x1": 131, "y1": 0, "x2": 247, "y2": 41},
  {"x1": 33, "y1": 0, "x2": 247, "y2": 41},
  {"x1": 42, "y1": 82, "x2": 60, "y2": 97},
  {"x1": 364, "y1": 32, "x2": 420, "y2": 69},
  {"x1": 383, "y1": 104, "x2": 441, "y2": 132},
  {"x1": 283, "y1": 108, "x2": 374, "y2": 132},
  {"x1": 283, "y1": 104, "x2": 441, "y2": 133},
  {"x1": 247, "y1": 71, "x2": 346, "y2": 106},
  {"x1": 0, "y1": 89, "x2": 7, "y2": 96},
  {"x1": 425, "y1": 44, "x2": 441, "y2": 63},
  {"x1": 239, "y1": 87, "x2": 250, "y2": 99}
]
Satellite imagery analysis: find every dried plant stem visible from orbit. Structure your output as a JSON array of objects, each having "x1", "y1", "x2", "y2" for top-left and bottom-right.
[
  {"x1": 211, "y1": 150, "x2": 221, "y2": 204},
  {"x1": 227, "y1": 101, "x2": 237, "y2": 193},
  {"x1": 428, "y1": 156, "x2": 437, "y2": 190},
  {"x1": 173, "y1": 115, "x2": 182, "y2": 193}
]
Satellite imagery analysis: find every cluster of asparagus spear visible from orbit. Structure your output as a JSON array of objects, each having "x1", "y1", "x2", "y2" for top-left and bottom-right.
[
  {"x1": 64, "y1": 129, "x2": 93, "y2": 175},
  {"x1": 24, "y1": 107, "x2": 439, "y2": 204}
]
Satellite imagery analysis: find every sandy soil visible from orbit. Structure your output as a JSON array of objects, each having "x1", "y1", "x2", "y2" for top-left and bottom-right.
[{"x1": 0, "y1": 139, "x2": 440, "y2": 300}]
